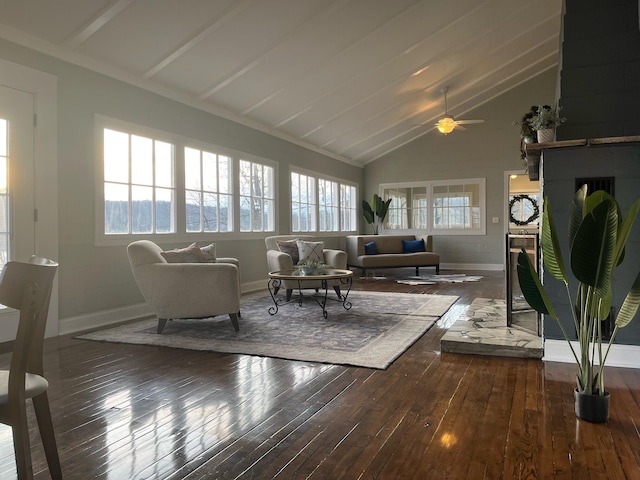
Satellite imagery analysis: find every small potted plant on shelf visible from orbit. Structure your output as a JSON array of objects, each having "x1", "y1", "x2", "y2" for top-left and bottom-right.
[
  {"x1": 526, "y1": 104, "x2": 566, "y2": 143},
  {"x1": 517, "y1": 185, "x2": 640, "y2": 423}
]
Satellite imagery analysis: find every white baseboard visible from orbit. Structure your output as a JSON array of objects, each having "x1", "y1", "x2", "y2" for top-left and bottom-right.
[
  {"x1": 440, "y1": 263, "x2": 503, "y2": 271},
  {"x1": 544, "y1": 339, "x2": 640, "y2": 369},
  {"x1": 60, "y1": 281, "x2": 267, "y2": 335},
  {"x1": 60, "y1": 303, "x2": 154, "y2": 335}
]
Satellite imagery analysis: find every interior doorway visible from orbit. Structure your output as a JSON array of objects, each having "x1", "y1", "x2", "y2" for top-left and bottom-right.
[{"x1": 504, "y1": 170, "x2": 541, "y2": 336}]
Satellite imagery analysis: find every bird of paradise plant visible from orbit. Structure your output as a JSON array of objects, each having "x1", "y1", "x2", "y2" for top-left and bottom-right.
[{"x1": 517, "y1": 185, "x2": 640, "y2": 397}]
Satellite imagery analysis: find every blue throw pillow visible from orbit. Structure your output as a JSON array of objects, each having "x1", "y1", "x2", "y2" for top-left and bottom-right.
[
  {"x1": 402, "y1": 238, "x2": 425, "y2": 253},
  {"x1": 364, "y1": 241, "x2": 379, "y2": 255}
]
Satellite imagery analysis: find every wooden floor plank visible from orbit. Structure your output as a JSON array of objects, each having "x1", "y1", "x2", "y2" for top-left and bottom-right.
[{"x1": 0, "y1": 269, "x2": 638, "y2": 479}]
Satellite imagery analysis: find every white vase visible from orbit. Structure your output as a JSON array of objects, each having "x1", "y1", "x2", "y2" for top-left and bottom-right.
[{"x1": 537, "y1": 129, "x2": 554, "y2": 143}]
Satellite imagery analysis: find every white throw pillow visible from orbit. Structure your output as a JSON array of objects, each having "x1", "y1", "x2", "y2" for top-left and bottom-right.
[
  {"x1": 296, "y1": 240, "x2": 324, "y2": 264},
  {"x1": 161, "y1": 242, "x2": 208, "y2": 263},
  {"x1": 200, "y1": 243, "x2": 217, "y2": 263}
]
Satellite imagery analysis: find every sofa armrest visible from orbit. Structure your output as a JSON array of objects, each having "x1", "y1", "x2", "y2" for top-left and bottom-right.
[
  {"x1": 323, "y1": 249, "x2": 347, "y2": 269},
  {"x1": 416, "y1": 235, "x2": 434, "y2": 252}
]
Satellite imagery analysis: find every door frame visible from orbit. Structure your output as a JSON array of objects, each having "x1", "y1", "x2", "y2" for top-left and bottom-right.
[{"x1": 0, "y1": 58, "x2": 58, "y2": 337}]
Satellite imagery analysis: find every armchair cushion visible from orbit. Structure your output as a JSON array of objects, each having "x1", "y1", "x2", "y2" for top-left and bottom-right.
[
  {"x1": 276, "y1": 239, "x2": 300, "y2": 264},
  {"x1": 161, "y1": 242, "x2": 208, "y2": 263},
  {"x1": 296, "y1": 240, "x2": 324, "y2": 264}
]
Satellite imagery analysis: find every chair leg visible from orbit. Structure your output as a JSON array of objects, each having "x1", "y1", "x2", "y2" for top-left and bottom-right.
[
  {"x1": 157, "y1": 318, "x2": 168, "y2": 334},
  {"x1": 286, "y1": 289, "x2": 293, "y2": 301},
  {"x1": 436, "y1": 264, "x2": 440, "y2": 274},
  {"x1": 229, "y1": 313, "x2": 240, "y2": 332},
  {"x1": 33, "y1": 393, "x2": 62, "y2": 479},
  {"x1": 333, "y1": 286, "x2": 342, "y2": 299},
  {"x1": 11, "y1": 402, "x2": 33, "y2": 480},
  {"x1": 416, "y1": 267, "x2": 419, "y2": 275}
]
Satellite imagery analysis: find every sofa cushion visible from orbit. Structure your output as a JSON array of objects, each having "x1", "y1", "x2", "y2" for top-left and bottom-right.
[
  {"x1": 364, "y1": 241, "x2": 379, "y2": 255},
  {"x1": 277, "y1": 239, "x2": 300, "y2": 264},
  {"x1": 297, "y1": 240, "x2": 324, "y2": 264},
  {"x1": 402, "y1": 238, "x2": 426, "y2": 253},
  {"x1": 161, "y1": 242, "x2": 208, "y2": 263}
]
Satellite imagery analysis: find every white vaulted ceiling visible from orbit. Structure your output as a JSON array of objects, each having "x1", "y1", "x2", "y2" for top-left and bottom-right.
[{"x1": 0, "y1": 0, "x2": 562, "y2": 165}]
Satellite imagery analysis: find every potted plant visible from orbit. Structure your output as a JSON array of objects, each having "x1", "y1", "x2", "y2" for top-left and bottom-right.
[
  {"x1": 517, "y1": 185, "x2": 640, "y2": 422},
  {"x1": 526, "y1": 104, "x2": 566, "y2": 143},
  {"x1": 362, "y1": 193, "x2": 392, "y2": 235}
]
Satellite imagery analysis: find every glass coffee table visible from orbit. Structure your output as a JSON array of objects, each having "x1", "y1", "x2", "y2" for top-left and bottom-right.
[{"x1": 267, "y1": 268, "x2": 353, "y2": 318}]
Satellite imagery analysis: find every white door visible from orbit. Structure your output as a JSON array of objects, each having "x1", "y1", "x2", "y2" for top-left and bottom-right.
[{"x1": 0, "y1": 84, "x2": 36, "y2": 342}]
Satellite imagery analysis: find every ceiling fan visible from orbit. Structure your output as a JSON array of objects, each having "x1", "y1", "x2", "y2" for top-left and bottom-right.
[{"x1": 435, "y1": 86, "x2": 484, "y2": 134}]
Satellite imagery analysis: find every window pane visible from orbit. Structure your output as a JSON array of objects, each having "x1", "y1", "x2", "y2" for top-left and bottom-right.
[
  {"x1": 219, "y1": 156, "x2": 231, "y2": 193},
  {"x1": 219, "y1": 194, "x2": 231, "y2": 232},
  {"x1": 185, "y1": 190, "x2": 201, "y2": 232},
  {"x1": 155, "y1": 141, "x2": 173, "y2": 188},
  {"x1": 184, "y1": 147, "x2": 201, "y2": 191},
  {"x1": 131, "y1": 135, "x2": 153, "y2": 185},
  {"x1": 104, "y1": 182, "x2": 129, "y2": 234},
  {"x1": 203, "y1": 151, "x2": 217, "y2": 192},
  {"x1": 203, "y1": 192, "x2": 218, "y2": 232},
  {"x1": 155, "y1": 187, "x2": 174, "y2": 233},
  {"x1": 104, "y1": 129, "x2": 129, "y2": 183},
  {"x1": 131, "y1": 185, "x2": 153, "y2": 233}
]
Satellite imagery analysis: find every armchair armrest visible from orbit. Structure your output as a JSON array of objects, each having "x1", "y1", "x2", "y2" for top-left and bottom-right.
[
  {"x1": 133, "y1": 263, "x2": 240, "y2": 318},
  {"x1": 266, "y1": 249, "x2": 294, "y2": 271}
]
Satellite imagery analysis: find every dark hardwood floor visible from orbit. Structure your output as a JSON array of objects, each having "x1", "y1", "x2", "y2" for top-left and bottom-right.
[{"x1": 1, "y1": 270, "x2": 639, "y2": 479}]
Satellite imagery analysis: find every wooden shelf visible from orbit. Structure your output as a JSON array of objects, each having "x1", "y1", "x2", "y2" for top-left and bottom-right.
[{"x1": 525, "y1": 135, "x2": 640, "y2": 155}]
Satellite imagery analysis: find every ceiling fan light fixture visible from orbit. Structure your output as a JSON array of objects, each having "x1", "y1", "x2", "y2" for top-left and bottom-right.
[{"x1": 436, "y1": 116, "x2": 456, "y2": 134}]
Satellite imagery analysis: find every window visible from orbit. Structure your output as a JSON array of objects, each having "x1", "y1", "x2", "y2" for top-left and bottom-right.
[
  {"x1": 103, "y1": 128, "x2": 175, "y2": 235},
  {"x1": 291, "y1": 170, "x2": 357, "y2": 233},
  {"x1": 382, "y1": 179, "x2": 485, "y2": 235},
  {"x1": 185, "y1": 147, "x2": 232, "y2": 233},
  {"x1": 291, "y1": 172, "x2": 316, "y2": 232},
  {"x1": 340, "y1": 184, "x2": 357, "y2": 231},
  {"x1": 239, "y1": 159, "x2": 274, "y2": 232},
  {"x1": 98, "y1": 117, "x2": 277, "y2": 243}
]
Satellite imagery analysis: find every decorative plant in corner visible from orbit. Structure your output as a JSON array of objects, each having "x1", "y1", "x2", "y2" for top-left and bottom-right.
[
  {"x1": 517, "y1": 185, "x2": 640, "y2": 422},
  {"x1": 362, "y1": 193, "x2": 392, "y2": 235}
]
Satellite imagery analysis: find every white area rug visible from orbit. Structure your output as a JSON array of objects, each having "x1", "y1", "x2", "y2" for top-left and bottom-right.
[{"x1": 77, "y1": 291, "x2": 458, "y2": 369}]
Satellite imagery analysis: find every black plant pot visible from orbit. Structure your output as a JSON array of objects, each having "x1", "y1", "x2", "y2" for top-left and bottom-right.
[{"x1": 574, "y1": 389, "x2": 610, "y2": 423}]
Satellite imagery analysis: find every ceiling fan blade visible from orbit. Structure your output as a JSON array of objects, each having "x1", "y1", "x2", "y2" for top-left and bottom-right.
[
  {"x1": 455, "y1": 125, "x2": 467, "y2": 131},
  {"x1": 455, "y1": 119, "x2": 484, "y2": 125}
]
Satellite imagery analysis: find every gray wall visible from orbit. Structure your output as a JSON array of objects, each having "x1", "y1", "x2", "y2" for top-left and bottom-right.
[
  {"x1": 364, "y1": 69, "x2": 558, "y2": 267},
  {"x1": 0, "y1": 38, "x2": 363, "y2": 321},
  {"x1": 558, "y1": 0, "x2": 640, "y2": 140},
  {"x1": 543, "y1": 145, "x2": 640, "y2": 344}
]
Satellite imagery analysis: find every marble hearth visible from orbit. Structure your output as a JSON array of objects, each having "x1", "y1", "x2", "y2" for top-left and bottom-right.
[{"x1": 440, "y1": 298, "x2": 543, "y2": 359}]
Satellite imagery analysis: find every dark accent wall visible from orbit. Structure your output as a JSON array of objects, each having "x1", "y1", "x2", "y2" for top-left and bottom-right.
[
  {"x1": 557, "y1": 0, "x2": 640, "y2": 140},
  {"x1": 542, "y1": 0, "x2": 640, "y2": 344}
]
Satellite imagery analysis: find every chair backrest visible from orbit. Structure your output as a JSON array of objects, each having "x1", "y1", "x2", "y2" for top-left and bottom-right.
[
  {"x1": 127, "y1": 240, "x2": 166, "y2": 267},
  {"x1": 0, "y1": 257, "x2": 58, "y2": 383}
]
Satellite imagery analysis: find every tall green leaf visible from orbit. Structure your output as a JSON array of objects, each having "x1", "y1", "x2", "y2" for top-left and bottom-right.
[
  {"x1": 362, "y1": 200, "x2": 374, "y2": 224},
  {"x1": 517, "y1": 250, "x2": 558, "y2": 319},
  {"x1": 570, "y1": 200, "x2": 617, "y2": 298},
  {"x1": 616, "y1": 270, "x2": 640, "y2": 328},
  {"x1": 568, "y1": 185, "x2": 587, "y2": 247},
  {"x1": 540, "y1": 198, "x2": 567, "y2": 283},
  {"x1": 613, "y1": 198, "x2": 640, "y2": 267}
]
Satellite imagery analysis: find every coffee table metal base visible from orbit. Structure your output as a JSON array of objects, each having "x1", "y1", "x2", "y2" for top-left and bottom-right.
[{"x1": 267, "y1": 276, "x2": 352, "y2": 318}]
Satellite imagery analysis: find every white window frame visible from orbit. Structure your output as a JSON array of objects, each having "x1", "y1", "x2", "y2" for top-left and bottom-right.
[
  {"x1": 95, "y1": 115, "x2": 278, "y2": 245},
  {"x1": 239, "y1": 158, "x2": 275, "y2": 232},
  {"x1": 290, "y1": 167, "x2": 358, "y2": 234},
  {"x1": 380, "y1": 178, "x2": 486, "y2": 235}
]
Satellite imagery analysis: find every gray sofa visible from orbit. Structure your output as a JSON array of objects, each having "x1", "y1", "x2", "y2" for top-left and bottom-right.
[{"x1": 346, "y1": 235, "x2": 440, "y2": 276}]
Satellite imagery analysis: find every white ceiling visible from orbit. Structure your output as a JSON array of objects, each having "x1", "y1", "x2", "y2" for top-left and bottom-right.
[{"x1": 0, "y1": 0, "x2": 562, "y2": 165}]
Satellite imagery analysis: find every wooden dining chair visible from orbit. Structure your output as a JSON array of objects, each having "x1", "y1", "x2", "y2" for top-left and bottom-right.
[{"x1": 0, "y1": 256, "x2": 61, "y2": 479}]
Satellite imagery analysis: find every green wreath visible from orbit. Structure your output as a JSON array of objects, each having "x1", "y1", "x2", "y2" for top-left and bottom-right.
[{"x1": 509, "y1": 194, "x2": 540, "y2": 225}]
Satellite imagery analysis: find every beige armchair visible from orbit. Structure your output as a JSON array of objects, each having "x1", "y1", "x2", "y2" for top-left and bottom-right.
[
  {"x1": 265, "y1": 235, "x2": 347, "y2": 300},
  {"x1": 127, "y1": 240, "x2": 241, "y2": 333}
]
